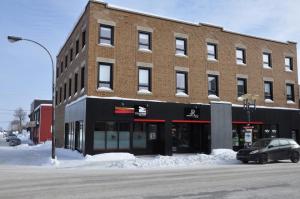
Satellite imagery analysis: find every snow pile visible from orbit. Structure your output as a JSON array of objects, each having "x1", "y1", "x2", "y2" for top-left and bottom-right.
[
  {"x1": 0, "y1": 139, "x2": 239, "y2": 169},
  {"x1": 109, "y1": 149, "x2": 238, "y2": 169}
]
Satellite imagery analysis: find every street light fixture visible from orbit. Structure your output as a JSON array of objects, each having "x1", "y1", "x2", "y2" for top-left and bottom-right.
[
  {"x1": 7, "y1": 35, "x2": 56, "y2": 159},
  {"x1": 240, "y1": 94, "x2": 259, "y2": 126}
]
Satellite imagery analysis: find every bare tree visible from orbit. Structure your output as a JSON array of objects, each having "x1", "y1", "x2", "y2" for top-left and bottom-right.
[{"x1": 13, "y1": 108, "x2": 27, "y2": 134}]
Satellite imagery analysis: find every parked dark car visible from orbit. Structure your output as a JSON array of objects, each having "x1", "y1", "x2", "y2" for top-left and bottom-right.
[
  {"x1": 236, "y1": 138, "x2": 300, "y2": 164},
  {"x1": 8, "y1": 137, "x2": 21, "y2": 146},
  {"x1": 6, "y1": 134, "x2": 17, "y2": 142}
]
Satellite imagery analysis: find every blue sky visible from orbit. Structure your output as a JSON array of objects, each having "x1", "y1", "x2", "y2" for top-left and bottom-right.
[{"x1": 0, "y1": 0, "x2": 299, "y2": 129}]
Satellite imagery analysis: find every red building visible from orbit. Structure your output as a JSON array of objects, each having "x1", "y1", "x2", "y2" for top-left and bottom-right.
[{"x1": 28, "y1": 100, "x2": 53, "y2": 144}]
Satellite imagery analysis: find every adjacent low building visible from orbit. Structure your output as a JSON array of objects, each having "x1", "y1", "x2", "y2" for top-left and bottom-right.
[
  {"x1": 55, "y1": 0, "x2": 299, "y2": 156},
  {"x1": 28, "y1": 100, "x2": 53, "y2": 144}
]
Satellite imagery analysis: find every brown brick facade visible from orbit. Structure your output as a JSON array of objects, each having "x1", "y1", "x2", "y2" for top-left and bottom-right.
[{"x1": 54, "y1": 1, "x2": 298, "y2": 147}]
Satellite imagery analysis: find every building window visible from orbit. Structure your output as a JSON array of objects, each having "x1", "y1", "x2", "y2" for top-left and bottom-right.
[
  {"x1": 208, "y1": 75, "x2": 218, "y2": 96},
  {"x1": 176, "y1": 71, "x2": 188, "y2": 94},
  {"x1": 60, "y1": 61, "x2": 63, "y2": 74},
  {"x1": 237, "y1": 78, "x2": 247, "y2": 97},
  {"x1": 59, "y1": 87, "x2": 62, "y2": 103},
  {"x1": 70, "y1": 48, "x2": 73, "y2": 62},
  {"x1": 74, "y1": 73, "x2": 78, "y2": 94},
  {"x1": 55, "y1": 90, "x2": 58, "y2": 105},
  {"x1": 75, "y1": 121, "x2": 84, "y2": 152},
  {"x1": 285, "y1": 57, "x2": 293, "y2": 71},
  {"x1": 64, "y1": 83, "x2": 67, "y2": 100},
  {"x1": 65, "y1": 55, "x2": 68, "y2": 68},
  {"x1": 286, "y1": 84, "x2": 295, "y2": 101},
  {"x1": 82, "y1": 30, "x2": 86, "y2": 48},
  {"x1": 138, "y1": 67, "x2": 151, "y2": 91},
  {"x1": 56, "y1": 67, "x2": 59, "y2": 78},
  {"x1": 236, "y1": 48, "x2": 246, "y2": 64},
  {"x1": 94, "y1": 122, "x2": 105, "y2": 150},
  {"x1": 263, "y1": 52, "x2": 272, "y2": 68},
  {"x1": 264, "y1": 81, "x2": 273, "y2": 100},
  {"x1": 138, "y1": 31, "x2": 151, "y2": 50},
  {"x1": 81, "y1": 66, "x2": 85, "y2": 90},
  {"x1": 75, "y1": 39, "x2": 79, "y2": 55},
  {"x1": 175, "y1": 38, "x2": 187, "y2": 55},
  {"x1": 133, "y1": 123, "x2": 146, "y2": 149},
  {"x1": 99, "y1": 24, "x2": 114, "y2": 45},
  {"x1": 93, "y1": 122, "x2": 130, "y2": 150},
  {"x1": 68, "y1": 78, "x2": 72, "y2": 98},
  {"x1": 207, "y1": 43, "x2": 217, "y2": 60},
  {"x1": 98, "y1": 62, "x2": 113, "y2": 89}
]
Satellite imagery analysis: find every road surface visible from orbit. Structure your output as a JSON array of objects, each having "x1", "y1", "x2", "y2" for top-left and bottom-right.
[{"x1": 0, "y1": 162, "x2": 299, "y2": 199}]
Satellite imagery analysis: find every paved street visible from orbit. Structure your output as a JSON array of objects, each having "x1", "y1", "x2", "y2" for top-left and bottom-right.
[{"x1": 0, "y1": 162, "x2": 299, "y2": 199}]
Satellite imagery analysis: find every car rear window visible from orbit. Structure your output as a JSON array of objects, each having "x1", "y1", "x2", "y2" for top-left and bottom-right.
[
  {"x1": 279, "y1": 139, "x2": 289, "y2": 146},
  {"x1": 288, "y1": 140, "x2": 299, "y2": 145}
]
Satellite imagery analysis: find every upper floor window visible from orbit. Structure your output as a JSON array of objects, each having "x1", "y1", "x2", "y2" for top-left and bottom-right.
[
  {"x1": 286, "y1": 84, "x2": 295, "y2": 101},
  {"x1": 264, "y1": 81, "x2": 273, "y2": 100},
  {"x1": 138, "y1": 67, "x2": 151, "y2": 92},
  {"x1": 176, "y1": 71, "x2": 188, "y2": 94},
  {"x1": 208, "y1": 75, "x2": 218, "y2": 96},
  {"x1": 207, "y1": 43, "x2": 217, "y2": 60},
  {"x1": 81, "y1": 66, "x2": 85, "y2": 90},
  {"x1": 285, "y1": 57, "x2": 293, "y2": 71},
  {"x1": 98, "y1": 62, "x2": 113, "y2": 89},
  {"x1": 263, "y1": 52, "x2": 272, "y2": 68},
  {"x1": 99, "y1": 25, "x2": 114, "y2": 45},
  {"x1": 63, "y1": 83, "x2": 67, "y2": 101},
  {"x1": 236, "y1": 48, "x2": 246, "y2": 64},
  {"x1": 74, "y1": 73, "x2": 78, "y2": 94},
  {"x1": 60, "y1": 61, "x2": 63, "y2": 74},
  {"x1": 59, "y1": 87, "x2": 62, "y2": 103},
  {"x1": 82, "y1": 30, "x2": 86, "y2": 48},
  {"x1": 56, "y1": 67, "x2": 59, "y2": 79},
  {"x1": 237, "y1": 78, "x2": 247, "y2": 97},
  {"x1": 70, "y1": 48, "x2": 73, "y2": 62},
  {"x1": 55, "y1": 90, "x2": 58, "y2": 105},
  {"x1": 75, "y1": 39, "x2": 79, "y2": 55},
  {"x1": 68, "y1": 78, "x2": 72, "y2": 98},
  {"x1": 138, "y1": 31, "x2": 151, "y2": 51},
  {"x1": 65, "y1": 55, "x2": 68, "y2": 68},
  {"x1": 175, "y1": 38, "x2": 187, "y2": 56}
]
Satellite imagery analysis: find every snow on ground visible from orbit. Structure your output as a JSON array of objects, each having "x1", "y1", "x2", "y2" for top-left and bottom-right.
[{"x1": 0, "y1": 133, "x2": 240, "y2": 169}]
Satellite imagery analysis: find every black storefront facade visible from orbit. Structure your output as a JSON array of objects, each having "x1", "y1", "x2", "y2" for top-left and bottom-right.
[{"x1": 64, "y1": 96, "x2": 300, "y2": 156}]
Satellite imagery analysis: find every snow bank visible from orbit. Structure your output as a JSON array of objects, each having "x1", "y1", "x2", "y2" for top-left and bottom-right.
[{"x1": 0, "y1": 139, "x2": 239, "y2": 169}]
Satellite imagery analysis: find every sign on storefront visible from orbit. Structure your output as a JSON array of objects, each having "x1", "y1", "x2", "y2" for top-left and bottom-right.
[
  {"x1": 134, "y1": 105, "x2": 147, "y2": 117},
  {"x1": 184, "y1": 107, "x2": 200, "y2": 120}
]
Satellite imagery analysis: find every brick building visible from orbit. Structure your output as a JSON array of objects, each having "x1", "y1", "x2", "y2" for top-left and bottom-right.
[
  {"x1": 55, "y1": 0, "x2": 299, "y2": 155},
  {"x1": 28, "y1": 100, "x2": 53, "y2": 144}
]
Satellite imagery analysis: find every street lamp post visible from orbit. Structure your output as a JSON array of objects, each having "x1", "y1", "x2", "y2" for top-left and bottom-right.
[
  {"x1": 241, "y1": 94, "x2": 259, "y2": 126},
  {"x1": 7, "y1": 36, "x2": 56, "y2": 159}
]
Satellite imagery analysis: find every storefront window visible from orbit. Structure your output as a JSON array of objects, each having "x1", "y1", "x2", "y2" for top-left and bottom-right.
[
  {"x1": 119, "y1": 123, "x2": 130, "y2": 149},
  {"x1": 64, "y1": 123, "x2": 69, "y2": 148},
  {"x1": 94, "y1": 122, "x2": 105, "y2": 150},
  {"x1": 133, "y1": 123, "x2": 146, "y2": 148},
  {"x1": 106, "y1": 122, "x2": 118, "y2": 149},
  {"x1": 75, "y1": 121, "x2": 84, "y2": 152}
]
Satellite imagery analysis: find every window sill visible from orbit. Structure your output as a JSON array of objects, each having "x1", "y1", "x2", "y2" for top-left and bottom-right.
[
  {"x1": 97, "y1": 87, "x2": 113, "y2": 92},
  {"x1": 68, "y1": 96, "x2": 72, "y2": 101},
  {"x1": 74, "y1": 92, "x2": 78, "y2": 97},
  {"x1": 175, "y1": 54, "x2": 188, "y2": 58},
  {"x1": 237, "y1": 96, "x2": 244, "y2": 102},
  {"x1": 285, "y1": 69, "x2": 293, "y2": 73},
  {"x1": 263, "y1": 66, "x2": 272, "y2": 70},
  {"x1": 237, "y1": 63, "x2": 246, "y2": 66},
  {"x1": 207, "y1": 58, "x2": 218, "y2": 62},
  {"x1": 80, "y1": 88, "x2": 85, "y2": 94},
  {"x1": 287, "y1": 100, "x2": 295, "y2": 104},
  {"x1": 208, "y1": 95, "x2": 220, "y2": 100},
  {"x1": 175, "y1": 92, "x2": 189, "y2": 98},
  {"x1": 81, "y1": 45, "x2": 86, "y2": 52},
  {"x1": 75, "y1": 53, "x2": 79, "y2": 59},
  {"x1": 98, "y1": 43, "x2": 114, "y2": 48},
  {"x1": 138, "y1": 48, "x2": 152, "y2": 53},
  {"x1": 264, "y1": 99, "x2": 274, "y2": 103},
  {"x1": 137, "y1": 90, "x2": 152, "y2": 95}
]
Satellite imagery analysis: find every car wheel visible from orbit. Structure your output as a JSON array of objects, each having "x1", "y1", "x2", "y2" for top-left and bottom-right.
[
  {"x1": 242, "y1": 160, "x2": 248, "y2": 164},
  {"x1": 258, "y1": 153, "x2": 268, "y2": 164},
  {"x1": 291, "y1": 152, "x2": 299, "y2": 163}
]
